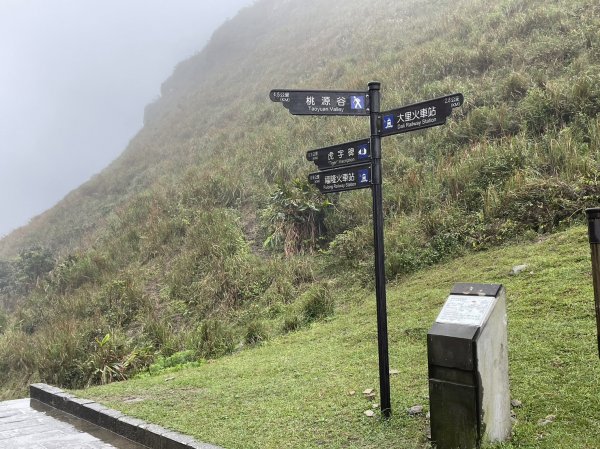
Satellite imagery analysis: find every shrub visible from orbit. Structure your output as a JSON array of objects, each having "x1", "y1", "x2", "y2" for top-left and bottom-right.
[
  {"x1": 140, "y1": 313, "x2": 180, "y2": 355},
  {"x1": 244, "y1": 320, "x2": 268, "y2": 345},
  {"x1": 0, "y1": 260, "x2": 15, "y2": 295},
  {"x1": 11, "y1": 246, "x2": 55, "y2": 294},
  {"x1": 282, "y1": 313, "x2": 303, "y2": 333},
  {"x1": 261, "y1": 179, "x2": 332, "y2": 255},
  {"x1": 327, "y1": 225, "x2": 373, "y2": 271},
  {"x1": 100, "y1": 277, "x2": 142, "y2": 327},
  {"x1": 165, "y1": 208, "x2": 249, "y2": 311},
  {"x1": 494, "y1": 176, "x2": 592, "y2": 233},
  {"x1": 519, "y1": 87, "x2": 556, "y2": 134},
  {"x1": 162, "y1": 349, "x2": 196, "y2": 367},
  {"x1": 0, "y1": 328, "x2": 37, "y2": 380},
  {"x1": 47, "y1": 252, "x2": 108, "y2": 295},
  {"x1": 503, "y1": 71, "x2": 529, "y2": 101},
  {"x1": 34, "y1": 319, "x2": 89, "y2": 388},
  {"x1": 148, "y1": 350, "x2": 198, "y2": 375},
  {"x1": 192, "y1": 319, "x2": 235, "y2": 358},
  {"x1": 262, "y1": 278, "x2": 296, "y2": 306},
  {"x1": 82, "y1": 332, "x2": 127, "y2": 386},
  {"x1": 300, "y1": 283, "x2": 334, "y2": 323}
]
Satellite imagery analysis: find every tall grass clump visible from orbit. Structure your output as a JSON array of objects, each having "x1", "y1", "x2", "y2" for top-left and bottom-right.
[{"x1": 261, "y1": 180, "x2": 332, "y2": 255}]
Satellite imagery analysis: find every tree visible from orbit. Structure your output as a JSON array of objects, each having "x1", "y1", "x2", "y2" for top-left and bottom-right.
[{"x1": 14, "y1": 246, "x2": 55, "y2": 291}]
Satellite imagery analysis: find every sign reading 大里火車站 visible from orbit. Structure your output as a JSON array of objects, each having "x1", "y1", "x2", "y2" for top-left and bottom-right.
[{"x1": 378, "y1": 94, "x2": 464, "y2": 136}]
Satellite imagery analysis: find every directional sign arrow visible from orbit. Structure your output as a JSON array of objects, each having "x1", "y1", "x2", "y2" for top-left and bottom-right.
[
  {"x1": 270, "y1": 89, "x2": 370, "y2": 116},
  {"x1": 308, "y1": 163, "x2": 372, "y2": 194},
  {"x1": 307, "y1": 138, "x2": 371, "y2": 170},
  {"x1": 378, "y1": 93, "x2": 464, "y2": 136}
]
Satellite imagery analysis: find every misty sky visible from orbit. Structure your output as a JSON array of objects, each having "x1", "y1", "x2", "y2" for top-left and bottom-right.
[{"x1": 0, "y1": 0, "x2": 252, "y2": 238}]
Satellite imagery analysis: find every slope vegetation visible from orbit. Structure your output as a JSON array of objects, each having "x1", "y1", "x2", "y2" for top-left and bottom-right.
[
  {"x1": 0, "y1": 0, "x2": 599, "y2": 399},
  {"x1": 80, "y1": 226, "x2": 600, "y2": 449}
]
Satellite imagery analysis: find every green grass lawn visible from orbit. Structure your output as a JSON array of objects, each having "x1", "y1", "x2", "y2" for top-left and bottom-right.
[{"x1": 77, "y1": 225, "x2": 600, "y2": 448}]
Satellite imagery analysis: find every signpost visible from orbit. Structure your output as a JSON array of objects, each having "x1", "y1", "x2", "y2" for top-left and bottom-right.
[
  {"x1": 585, "y1": 208, "x2": 600, "y2": 357},
  {"x1": 270, "y1": 83, "x2": 463, "y2": 418}
]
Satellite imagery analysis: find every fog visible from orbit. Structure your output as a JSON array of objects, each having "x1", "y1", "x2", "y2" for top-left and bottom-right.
[{"x1": 0, "y1": 0, "x2": 253, "y2": 238}]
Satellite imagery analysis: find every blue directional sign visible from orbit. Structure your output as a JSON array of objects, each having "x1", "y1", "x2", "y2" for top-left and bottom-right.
[
  {"x1": 357, "y1": 168, "x2": 370, "y2": 185},
  {"x1": 270, "y1": 89, "x2": 370, "y2": 116},
  {"x1": 306, "y1": 139, "x2": 371, "y2": 170},
  {"x1": 350, "y1": 95, "x2": 366, "y2": 110},
  {"x1": 308, "y1": 163, "x2": 372, "y2": 194},
  {"x1": 382, "y1": 114, "x2": 395, "y2": 131},
  {"x1": 377, "y1": 93, "x2": 464, "y2": 136},
  {"x1": 357, "y1": 142, "x2": 369, "y2": 160}
]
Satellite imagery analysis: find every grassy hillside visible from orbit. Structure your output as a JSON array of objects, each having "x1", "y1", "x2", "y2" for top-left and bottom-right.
[
  {"x1": 1, "y1": 0, "x2": 599, "y2": 257},
  {"x1": 78, "y1": 226, "x2": 600, "y2": 449},
  {"x1": 1, "y1": 0, "x2": 600, "y2": 400}
]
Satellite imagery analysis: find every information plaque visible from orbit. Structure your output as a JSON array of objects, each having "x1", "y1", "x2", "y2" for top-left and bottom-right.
[
  {"x1": 428, "y1": 284, "x2": 511, "y2": 448},
  {"x1": 435, "y1": 294, "x2": 496, "y2": 327}
]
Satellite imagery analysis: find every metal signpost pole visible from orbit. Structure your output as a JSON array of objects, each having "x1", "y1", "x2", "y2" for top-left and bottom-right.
[
  {"x1": 585, "y1": 207, "x2": 600, "y2": 358},
  {"x1": 368, "y1": 81, "x2": 391, "y2": 418}
]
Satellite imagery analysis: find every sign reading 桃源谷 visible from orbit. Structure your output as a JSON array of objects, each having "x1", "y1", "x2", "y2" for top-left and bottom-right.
[
  {"x1": 378, "y1": 93, "x2": 464, "y2": 136},
  {"x1": 306, "y1": 139, "x2": 371, "y2": 170},
  {"x1": 270, "y1": 89, "x2": 370, "y2": 116}
]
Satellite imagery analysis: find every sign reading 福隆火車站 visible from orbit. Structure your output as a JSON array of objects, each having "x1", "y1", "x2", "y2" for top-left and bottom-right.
[
  {"x1": 308, "y1": 163, "x2": 371, "y2": 194},
  {"x1": 306, "y1": 139, "x2": 371, "y2": 170},
  {"x1": 378, "y1": 93, "x2": 464, "y2": 136},
  {"x1": 269, "y1": 89, "x2": 370, "y2": 116}
]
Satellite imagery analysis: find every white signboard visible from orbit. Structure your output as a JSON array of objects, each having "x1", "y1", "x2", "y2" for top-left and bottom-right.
[{"x1": 436, "y1": 294, "x2": 497, "y2": 327}]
